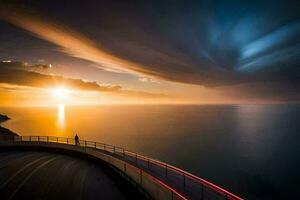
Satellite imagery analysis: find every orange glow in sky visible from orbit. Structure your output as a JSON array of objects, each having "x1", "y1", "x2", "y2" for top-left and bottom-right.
[
  {"x1": 0, "y1": 4, "x2": 295, "y2": 106},
  {"x1": 51, "y1": 87, "x2": 70, "y2": 102}
]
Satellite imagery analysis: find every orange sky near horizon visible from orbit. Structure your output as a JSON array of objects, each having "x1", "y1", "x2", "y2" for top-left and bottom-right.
[
  {"x1": 0, "y1": 82, "x2": 285, "y2": 107},
  {"x1": 0, "y1": 3, "x2": 298, "y2": 106}
]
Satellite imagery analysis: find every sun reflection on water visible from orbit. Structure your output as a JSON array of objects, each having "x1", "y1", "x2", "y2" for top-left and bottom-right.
[{"x1": 57, "y1": 104, "x2": 65, "y2": 129}]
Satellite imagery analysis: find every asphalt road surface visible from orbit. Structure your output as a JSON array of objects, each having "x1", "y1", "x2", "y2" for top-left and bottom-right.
[{"x1": 0, "y1": 150, "x2": 143, "y2": 200}]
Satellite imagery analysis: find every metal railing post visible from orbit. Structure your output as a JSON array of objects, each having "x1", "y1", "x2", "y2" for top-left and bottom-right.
[
  {"x1": 56, "y1": 137, "x2": 58, "y2": 143},
  {"x1": 67, "y1": 138, "x2": 69, "y2": 144},
  {"x1": 94, "y1": 142, "x2": 96, "y2": 148},
  {"x1": 47, "y1": 136, "x2": 49, "y2": 143},
  {"x1": 165, "y1": 164, "x2": 168, "y2": 177},
  {"x1": 140, "y1": 169, "x2": 142, "y2": 184},
  {"x1": 135, "y1": 153, "x2": 138, "y2": 163},
  {"x1": 29, "y1": 136, "x2": 31, "y2": 142},
  {"x1": 38, "y1": 136, "x2": 39, "y2": 142},
  {"x1": 201, "y1": 184, "x2": 204, "y2": 200}
]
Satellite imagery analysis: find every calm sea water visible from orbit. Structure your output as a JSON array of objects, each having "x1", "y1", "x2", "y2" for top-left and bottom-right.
[{"x1": 1, "y1": 105, "x2": 299, "y2": 199}]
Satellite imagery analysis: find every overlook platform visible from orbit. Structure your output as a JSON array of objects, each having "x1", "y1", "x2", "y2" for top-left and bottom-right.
[
  {"x1": 0, "y1": 136, "x2": 243, "y2": 200},
  {"x1": 0, "y1": 150, "x2": 142, "y2": 200}
]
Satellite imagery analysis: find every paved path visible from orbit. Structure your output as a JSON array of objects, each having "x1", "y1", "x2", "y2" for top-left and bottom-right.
[
  {"x1": 0, "y1": 151, "x2": 143, "y2": 200},
  {"x1": 0, "y1": 138, "x2": 242, "y2": 200}
]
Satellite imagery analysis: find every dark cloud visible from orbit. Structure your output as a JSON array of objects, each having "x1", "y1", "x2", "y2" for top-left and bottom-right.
[
  {"x1": 0, "y1": 1, "x2": 299, "y2": 101},
  {"x1": 0, "y1": 61, "x2": 121, "y2": 91},
  {"x1": 1, "y1": 0, "x2": 299, "y2": 87},
  {"x1": 36, "y1": 0, "x2": 299, "y2": 85},
  {"x1": 0, "y1": 61, "x2": 168, "y2": 99},
  {"x1": 1, "y1": 61, "x2": 51, "y2": 69}
]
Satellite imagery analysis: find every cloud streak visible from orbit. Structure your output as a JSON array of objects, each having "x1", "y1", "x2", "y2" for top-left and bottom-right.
[
  {"x1": 0, "y1": 5, "x2": 161, "y2": 77},
  {"x1": 0, "y1": 61, "x2": 121, "y2": 91},
  {"x1": 0, "y1": 61, "x2": 166, "y2": 99},
  {"x1": 0, "y1": 3, "x2": 242, "y2": 87},
  {"x1": 0, "y1": 1, "x2": 299, "y2": 103}
]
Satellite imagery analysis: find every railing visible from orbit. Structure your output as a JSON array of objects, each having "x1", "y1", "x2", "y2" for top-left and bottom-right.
[{"x1": 0, "y1": 135, "x2": 243, "y2": 200}]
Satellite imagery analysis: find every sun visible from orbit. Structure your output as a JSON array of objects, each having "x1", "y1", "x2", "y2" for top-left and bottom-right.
[{"x1": 51, "y1": 87, "x2": 70, "y2": 101}]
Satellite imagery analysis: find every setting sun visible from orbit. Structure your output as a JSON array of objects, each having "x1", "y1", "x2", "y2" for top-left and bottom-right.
[{"x1": 51, "y1": 87, "x2": 70, "y2": 101}]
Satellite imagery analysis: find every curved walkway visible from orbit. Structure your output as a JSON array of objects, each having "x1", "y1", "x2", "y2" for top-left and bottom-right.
[
  {"x1": 0, "y1": 151, "x2": 143, "y2": 200},
  {"x1": 0, "y1": 136, "x2": 244, "y2": 200}
]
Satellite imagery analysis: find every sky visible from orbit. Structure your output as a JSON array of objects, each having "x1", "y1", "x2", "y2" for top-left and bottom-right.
[{"x1": 0, "y1": 0, "x2": 299, "y2": 106}]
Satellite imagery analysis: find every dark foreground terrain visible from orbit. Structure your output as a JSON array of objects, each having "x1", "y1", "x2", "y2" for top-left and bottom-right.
[
  {"x1": 0, "y1": 114, "x2": 18, "y2": 136},
  {"x1": 0, "y1": 150, "x2": 144, "y2": 200}
]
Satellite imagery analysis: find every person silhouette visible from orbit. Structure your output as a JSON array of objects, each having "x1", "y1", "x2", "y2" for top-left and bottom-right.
[{"x1": 75, "y1": 134, "x2": 79, "y2": 146}]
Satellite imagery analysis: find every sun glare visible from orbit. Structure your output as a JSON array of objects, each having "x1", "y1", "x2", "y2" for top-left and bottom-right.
[{"x1": 51, "y1": 87, "x2": 70, "y2": 101}]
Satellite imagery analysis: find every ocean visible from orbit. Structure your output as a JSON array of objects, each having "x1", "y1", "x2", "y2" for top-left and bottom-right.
[{"x1": 1, "y1": 104, "x2": 299, "y2": 199}]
